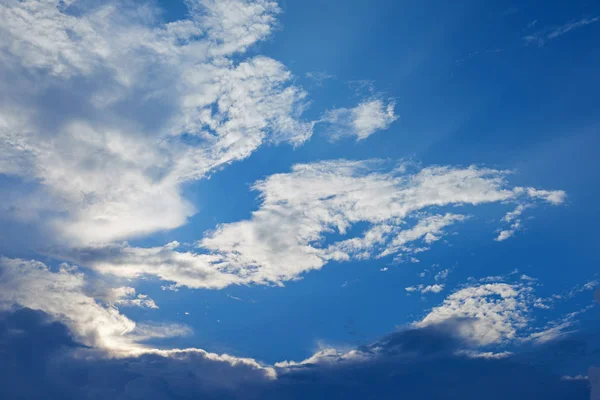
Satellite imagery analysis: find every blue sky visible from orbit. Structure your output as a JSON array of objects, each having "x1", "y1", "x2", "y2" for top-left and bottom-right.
[{"x1": 0, "y1": 0, "x2": 599, "y2": 398}]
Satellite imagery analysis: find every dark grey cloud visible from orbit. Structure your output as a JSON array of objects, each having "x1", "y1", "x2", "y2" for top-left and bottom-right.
[{"x1": 0, "y1": 308, "x2": 593, "y2": 400}]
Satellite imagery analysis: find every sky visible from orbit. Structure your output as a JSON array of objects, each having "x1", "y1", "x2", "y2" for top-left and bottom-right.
[{"x1": 0, "y1": 0, "x2": 599, "y2": 398}]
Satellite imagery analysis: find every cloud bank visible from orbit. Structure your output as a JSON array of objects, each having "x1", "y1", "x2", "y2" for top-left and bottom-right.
[{"x1": 0, "y1": 307, "x2": 593, "y2": 400}]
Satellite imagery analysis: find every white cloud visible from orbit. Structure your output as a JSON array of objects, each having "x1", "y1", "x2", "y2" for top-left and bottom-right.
[
  {"x1": 527, "y1": 304, "x2": 595, "y2": 344},
  {"x1": 0, "y1": 0, "x2": 312, "y2": 245},
  {"x1": 305, "y1": 71, "x2": 335, "y2": 85},
  {"x1": 533, "y1": 279, "x2": 599, "y2": 310},
  {"x1": 191, "y1": 0, "x2": 281, "y2": 57},
  {"x1": 322, "y1": 99, "x2": 398, "y2": 140},
  {"x1": 495, "y1": 192, "x2": 566, "y2": 241},
  {"x1": 422, "y1": 284, "x2": 445, "y2": 294},
  {"x1": 524, "y1": 16, "x2": 599, "y2": 46},
  {"x1": 434, "y1": 269, "x2": 449, "y2": 281},
  {"x1": 110, "y1": 287, "x2": 159, "y2": 309},
  {"x1": 416, "y1": 283, "x2": 532, "y2": 346},
  {"x1": 0, "y1": 255, "x2": 276, "y2": 378},
  {"x1": 275, "y1": 347, "x2": 370, "y2": 369},
  {"x1": 0, "y1": 256, "x2": 181, "y2": 350},
  {"x1": 561, "y1": 375, "x2": 588, "y2": 381},
  {"x1": 52, "y1": 161, "x2": 565, "y2": 289},
  {"x1": 527, "y1": 321, "x2": 576, "y2": 344},
  {"x1": 496, "y1": 227, "x2": 518, "y2": 242},
  {"x1": 405, "y1": 284, "x2": 445, "y2": 294},
  {"x1": 416, "y1": 276, "x2": 598, "y2": 348},
  {"x1": 520, "y1": 274, "x2": 537, "y2": 282}
]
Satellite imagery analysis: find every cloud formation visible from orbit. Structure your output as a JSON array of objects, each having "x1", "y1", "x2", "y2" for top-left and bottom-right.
[
  {"x1": 0, "y1": 256, "x2": 186, "y2": 351},
  {"x1": 416, "y1": 283, "x2": 531, "y2": 346},
  {"x1": 415, "y1": 276, "x2": 598, "y2": 348},
  {"x1": 0, "y1": 2, "x2": 593, "y2": 398},
  {"x1": 323, "y1": 99, "x2": 398, "y2": 140},
  {"x1": 0, "y1": 307, "x2": 592, "y2": 400},
  {"x1": 1, "y1": 252, "x2": 596, "y2": 399},
  {"x1": 0, "y1": 0, "x2": 312, "y2": 245},
  {"x1": 405, "y1": 284, "x2": 445, "y2": 294},
  {"x1": 54, "y1": 161, "x2": 565, "y2": 289},
  {"x1": 524, "y1": 16, "x2": 599, "y2": 46}
]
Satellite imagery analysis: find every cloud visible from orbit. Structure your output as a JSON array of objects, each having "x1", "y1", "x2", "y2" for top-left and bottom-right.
[
  {"x1": 416, "y1": 277, "x2": 597, "y2": 347},
  {"x1": 305, "y1": 71, "x2": 335, "y2": 86},
  {"x1": 53, "y1": 161, "x2": 565, "y2": 290},
  {"x1": 0, "y1": 255, "x2": 283, "y2": 393},
  {"x1": 110, "y1": 287, "x2": 159, "y2": 309},
  {"x1": 533, "y1": 279, "x2": 598, "y2": 310},
  {"x1": 527, "y1": 304, "x2": 596, "y2": 344},
  {"x1": 191, "y1": 0, "x2": 281, "y2": 57},
  {"x1": 435, "y1": 269, "x2": 450, "y2": 281},
  {"x1": 524, "y1": 16, "x2": 599, "y2": 46},
  {"x1": 0, "y1": 0, "x2": 312, "y2": 245},
  {"x1": 0, "y1": 308, "x2": 592, "y2": 400},
  {"x1": 495, "y1": 188, "x2": 566, "y2": 242},
  {"x1": 416, "y1": 283, "x2": 532, "y2": 346},
  {"x1": 0, "y1": 255, "x2": 595, "y2": 399},
  {"x1": 495, "y1": 204, "x2": 529, "y2": 241},
  {"x1": 0, "y1": 3, "x2": 591, "y2": 397},
  {"x1": 0, "y1": 308, "x2": 275, "y2": 400},
  {"x1": 422, "y1": 284, "x2": 445, "y2": 294},
  {"x1": 405, "y1": 284, "x2": 445, "y2": 294},
  {"x1": 322, "y1": 99, "x2": 398, "y2": 140},
  {"x1": 0, "y1": 256, "x2": 187, "y2": 351}
]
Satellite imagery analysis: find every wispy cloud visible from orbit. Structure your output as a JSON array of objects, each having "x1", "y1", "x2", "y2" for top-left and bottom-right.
[
  {"x1": 524, "y1": 16, "x2": 600, "y2": 46},
  {"x1": 322, "y1": 99, "x2": 398, "y2": 140},
  {"x1": 305, "y1": 71, "x2": 335, "y2": 86},
  {"x1": 53, "y1": 161, "x2": 566, "y2": 290}
]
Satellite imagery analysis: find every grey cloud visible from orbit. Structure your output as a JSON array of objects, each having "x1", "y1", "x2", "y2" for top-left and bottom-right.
[{"x1": 0, "y1": 308, "x2": 593, "y2": 400}]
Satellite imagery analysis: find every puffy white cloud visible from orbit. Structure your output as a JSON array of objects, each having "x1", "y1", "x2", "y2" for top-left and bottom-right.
[
  {"x1": 416, "y1": 277, "x2": 597, "y2": 347},
  {"x1": 416, "y1": 283, "x2": 531, "y2": 346},
  {"x1": 191, "y1": 0, "x2": 281, "y2": 57},
  {"x1": 0, "y1": 0, "x2": 312, "y2": 245},
  {"x1": 322, "y1": 99, "x2": 397, "y2": 140},
  {"x1": 110, "y1": 287, "x2": 159, "y2": 309},
  {"x1": 54, "y1": 161, "x2": 566, "y2": 289},
  {"x1": 405, "y1": 284, "x2": 445, "y2": 294},
  {"x1": 422, "y1": 284, "x2": 445, "y2": 294}
]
